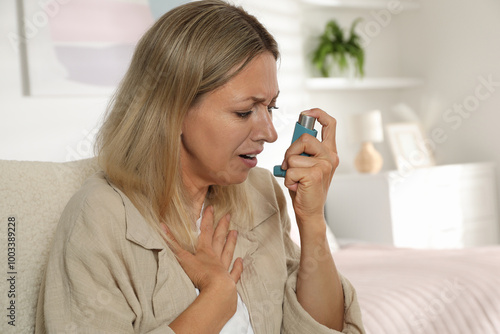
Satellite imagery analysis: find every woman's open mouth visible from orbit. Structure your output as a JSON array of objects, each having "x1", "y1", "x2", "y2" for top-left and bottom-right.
[
  {"x1": 239, "y1": 154, "x2": 258, "y2": 168},
  {"x1": 239, "y1": 154, "x2": 257, "y2": 159}
]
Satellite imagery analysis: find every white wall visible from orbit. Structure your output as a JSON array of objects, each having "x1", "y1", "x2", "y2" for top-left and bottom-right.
[
  {"x1": 399, "y1": 0, "x2": 500, "y2": 167},
  {"x1": 398, "y1": 0, "x2": 500, "y2": 221}
]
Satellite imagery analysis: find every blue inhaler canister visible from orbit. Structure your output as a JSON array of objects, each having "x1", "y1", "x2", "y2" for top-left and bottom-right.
[{"x1": 273, "y1": 114, "x2": 318, "y2": 177}]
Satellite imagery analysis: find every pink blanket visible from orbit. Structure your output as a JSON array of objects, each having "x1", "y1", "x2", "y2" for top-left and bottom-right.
[{"x1": 334, "y1": 244, "x2": 500, "y2": 334}]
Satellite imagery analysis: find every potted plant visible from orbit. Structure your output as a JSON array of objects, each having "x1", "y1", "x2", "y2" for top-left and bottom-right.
[{"x1": 312, "y1": 18, "x2": 365, "y2": 78}]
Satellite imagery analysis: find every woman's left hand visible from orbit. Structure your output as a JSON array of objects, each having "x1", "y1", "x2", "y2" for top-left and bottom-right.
[
  {"x1": 282, "y1": 108, "x2": 345, "y2": 331},
  {"x1": 281, "y1": 108, "x2": 339, "y2": 226}
]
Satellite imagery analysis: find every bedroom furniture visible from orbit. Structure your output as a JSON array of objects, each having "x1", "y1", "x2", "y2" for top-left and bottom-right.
[{"x1": 325, "y1": 162, "x2": 499, "y2": 249}]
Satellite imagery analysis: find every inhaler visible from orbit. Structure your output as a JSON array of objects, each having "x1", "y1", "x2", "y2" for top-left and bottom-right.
[{"x1": 273, "y1": 113, "x2": 318, "y2": 177}]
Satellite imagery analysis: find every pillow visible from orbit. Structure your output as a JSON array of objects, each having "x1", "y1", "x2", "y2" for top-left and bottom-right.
[{"x1": 0, "y1": 158, "x2": 100, "y2": 333}]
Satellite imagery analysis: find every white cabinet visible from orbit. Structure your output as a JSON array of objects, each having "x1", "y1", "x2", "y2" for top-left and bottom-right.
[{"x1": 325, "y1": 163, "x2": 500, "y2": 248}]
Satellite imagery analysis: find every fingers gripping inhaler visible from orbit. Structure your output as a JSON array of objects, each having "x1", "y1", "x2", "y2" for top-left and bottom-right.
[{"x1": 273, "y1": 114, "x2": 318, "y2": 177}]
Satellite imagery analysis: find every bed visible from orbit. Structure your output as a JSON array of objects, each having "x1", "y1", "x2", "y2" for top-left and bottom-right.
[{"x1": 334, "y1": 242, "x2": 500, "y2": 333}]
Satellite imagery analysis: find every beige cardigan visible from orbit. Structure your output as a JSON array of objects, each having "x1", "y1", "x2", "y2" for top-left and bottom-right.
[{"x1": 36, "y1": 167, "x2": 364, "y2": 333}]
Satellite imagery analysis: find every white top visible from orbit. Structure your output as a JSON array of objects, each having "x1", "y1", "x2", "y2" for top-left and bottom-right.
[
  {"x1": 195, "y1": 208, "x2": 255, "y2": 334},
  {"x1": 194, "y1": 288, "x2": 254, "y2": 334}
]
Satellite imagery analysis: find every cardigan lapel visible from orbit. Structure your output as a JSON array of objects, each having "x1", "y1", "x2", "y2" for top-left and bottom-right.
[
  {"x1": 104, "y1": 176, "x2": 165, "y2": 250},
  {"x1": 233, "y1": 173, "x2": 281, "y2": 333},
  {"x1": 106, "y1": 177, "x2": 197, "y2": 323}
]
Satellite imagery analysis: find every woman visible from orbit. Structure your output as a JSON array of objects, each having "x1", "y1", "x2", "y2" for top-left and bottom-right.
[{"x1": 36, "y1": 1, "x2": 364, "y2": 333}]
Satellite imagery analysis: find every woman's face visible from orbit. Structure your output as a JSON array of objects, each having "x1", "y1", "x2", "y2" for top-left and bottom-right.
[{"x1": 180, "y1": 52, "x2": 279, "y2": 189}]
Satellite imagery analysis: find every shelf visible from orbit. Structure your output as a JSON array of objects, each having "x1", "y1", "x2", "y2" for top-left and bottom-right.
[
  {"x1": 305, "y1": 77, "x2": 424, "y2": 90},
  {"x1": 302, "y1": 0, "x2": 420, "y2": 10}
]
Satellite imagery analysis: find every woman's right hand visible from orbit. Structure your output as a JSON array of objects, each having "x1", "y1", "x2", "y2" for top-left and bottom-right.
[
  {"x1": 161, "y1": 206, "x2": 243, "y2": 332},
  {"x1": 161, "y1": 205, "x2": 243, "y2": 296}
]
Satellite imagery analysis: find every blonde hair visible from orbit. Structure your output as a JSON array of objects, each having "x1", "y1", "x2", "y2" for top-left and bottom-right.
[{"x1": 95, "y1": 0, "x2": 279, "y2": 252}]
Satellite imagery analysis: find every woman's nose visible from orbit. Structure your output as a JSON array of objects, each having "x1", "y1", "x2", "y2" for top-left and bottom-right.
[{"x1": 253, "y1": 107, "x2": 278, "y2": 143}]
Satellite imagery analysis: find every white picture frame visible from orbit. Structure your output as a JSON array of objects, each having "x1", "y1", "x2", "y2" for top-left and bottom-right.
[{"x1": 385, "y1": 122, "x2": 435, "y2": 171}]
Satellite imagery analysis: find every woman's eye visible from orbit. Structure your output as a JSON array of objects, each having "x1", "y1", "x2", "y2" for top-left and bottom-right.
[
  {"x1": 237, "y1": 106, "x2": 278, "y2": 119},
  {"x1": 268, "y1": 106, "x2": 279, "y2": 113},
  {"x1": 237, "y1": 111, "x2": 253, "y2": 118}
]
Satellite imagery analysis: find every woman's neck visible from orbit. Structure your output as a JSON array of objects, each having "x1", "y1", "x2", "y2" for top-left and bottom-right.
[{"x1": 182, "y1": 175, "x2": 210, "y2": 220}]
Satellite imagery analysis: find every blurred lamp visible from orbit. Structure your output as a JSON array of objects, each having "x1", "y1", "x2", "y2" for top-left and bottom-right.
[{"x1": 351, "y1": 110, "x2": 384, "y2": 174}]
